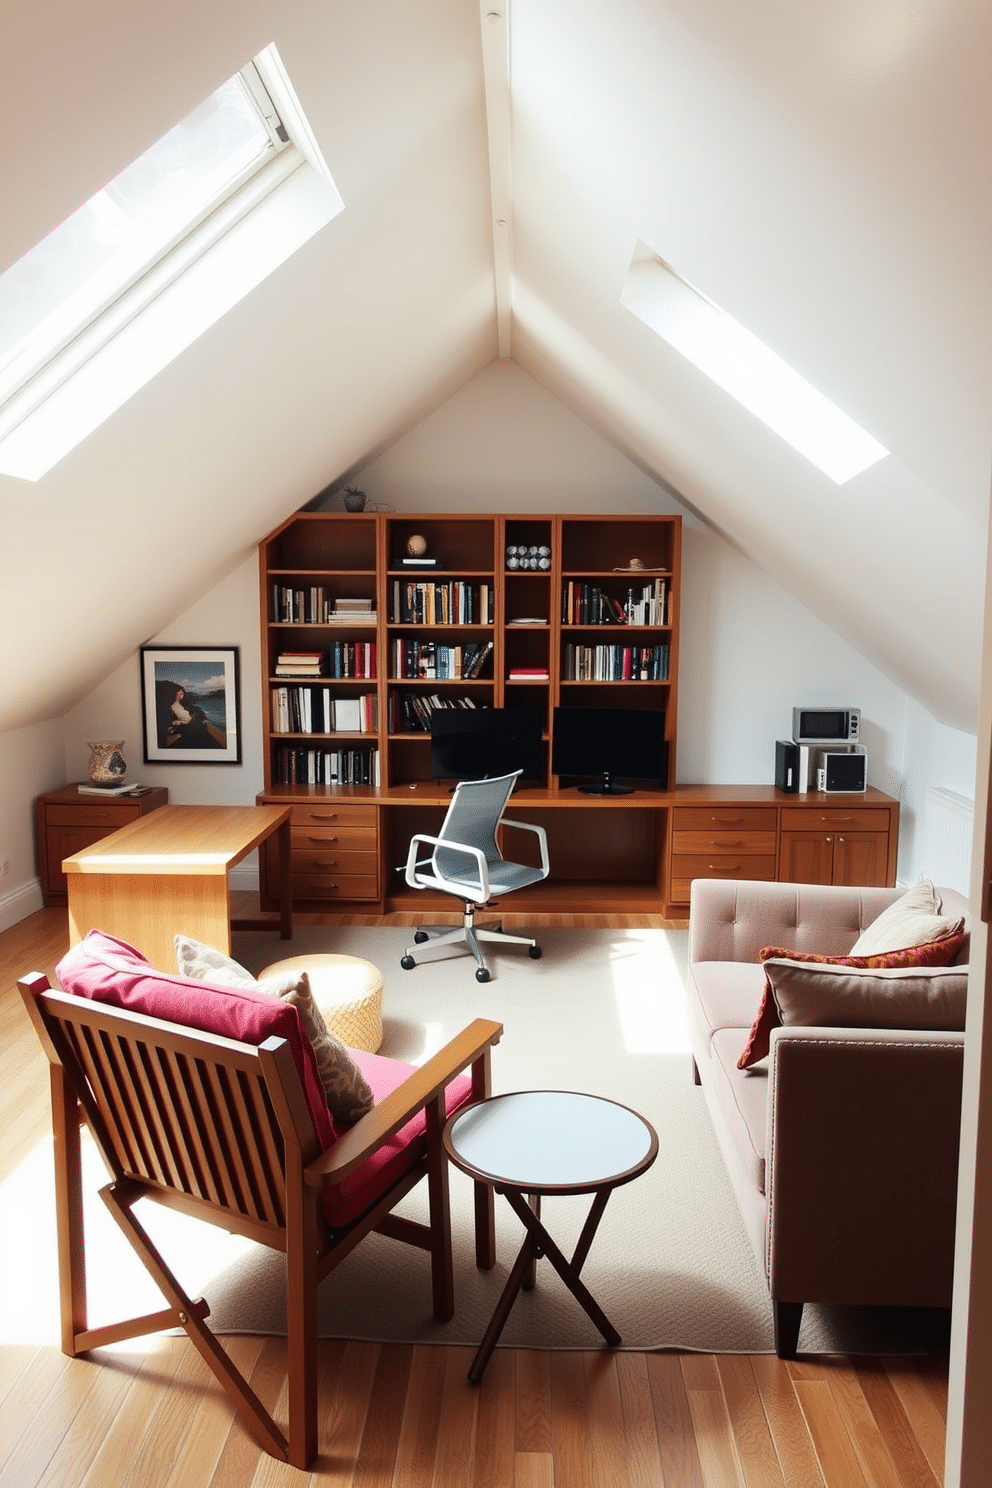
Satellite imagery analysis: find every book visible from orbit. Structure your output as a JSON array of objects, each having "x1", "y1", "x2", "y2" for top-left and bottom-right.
[
  {"x1": 508, "y1": 667, "x2": 549, "y2": 679},
  {"x1": 78, "y1": 781, "x2": 140, "y2": 795}
]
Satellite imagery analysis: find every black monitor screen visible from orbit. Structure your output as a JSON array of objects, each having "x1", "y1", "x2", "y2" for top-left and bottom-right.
[
  {"x1": 552, "y1": 706, "x2": 668, "y2": 795},
  {"x1": 429, "y1": 706, "x2": 544, "y2": 784}
]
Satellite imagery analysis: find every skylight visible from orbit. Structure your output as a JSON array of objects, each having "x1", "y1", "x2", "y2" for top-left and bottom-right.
[
  {"x1": 0, "y1": 45, "x2": 343, "y2": 481},
  {"x1": 621, "y1": 245, "x2": 888, "y2": 484}
]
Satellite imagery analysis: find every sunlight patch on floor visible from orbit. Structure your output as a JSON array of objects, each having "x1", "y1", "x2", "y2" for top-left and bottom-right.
[{"x1": 609, "y1": 930, "x2": 691, "y2": 1056}]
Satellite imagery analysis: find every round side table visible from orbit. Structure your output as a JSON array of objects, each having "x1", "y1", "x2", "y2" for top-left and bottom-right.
[
  {"x1": 443, "y1": 1089, "x2": 658, "y2": 1382},
  {"x1": 259, "y1": 952, "x2": 383, "y2": 1052}
]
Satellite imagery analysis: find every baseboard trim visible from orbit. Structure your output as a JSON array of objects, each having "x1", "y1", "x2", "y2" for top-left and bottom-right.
[{"x1": 0, "y1": 878, "x2": 44, "y2": 933}]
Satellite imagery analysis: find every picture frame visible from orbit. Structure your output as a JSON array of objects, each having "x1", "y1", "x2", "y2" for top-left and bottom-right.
[{"x1": 140, "y1": 646, "x2": 242, "y2": 764}]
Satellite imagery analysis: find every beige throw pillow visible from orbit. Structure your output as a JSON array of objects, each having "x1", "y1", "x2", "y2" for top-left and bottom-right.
[
  {"x1": 761, "y1": 958, "x2": 968, "y2": 1032},
  {"x1": 174, "y1": 934, "x2": 374, "y2": 1126},
  {"x1": 851, "y1": 880, "x2": 963, "y2": 957}
]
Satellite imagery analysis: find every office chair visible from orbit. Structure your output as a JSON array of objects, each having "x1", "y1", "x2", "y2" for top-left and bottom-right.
[{"x1": 400, "y1": 770, "x2": 550, "y2": 982}]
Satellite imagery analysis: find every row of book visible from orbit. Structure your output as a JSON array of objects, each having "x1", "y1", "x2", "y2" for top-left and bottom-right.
[
  {"x1": 390, "y1": 638, "x2": 493, "y2": 680},
  {"x1": 273, "y1": 745, "x2": 380, "y2": 786},
  {"x1": 388, "y1": 692, "x2": 480, "y2": 734},
  {"x1": 274, "y1": 643, "x2": 377, "y2": 679},
  {"x1": 270, "y1": 687, "x2": 378, "y2": 735},
  {"x1": 562, "y1": 643, "x2": 670, "y2": 681},
  {"x1": 389, "y1": 580, "x2": 492, "y2": 625},
  {"x1": 561, "y1": 577, "x2": 670, "y2": 626},
  {"x1": 272, "y1": 588, "x2": 377, "y2": 625}
]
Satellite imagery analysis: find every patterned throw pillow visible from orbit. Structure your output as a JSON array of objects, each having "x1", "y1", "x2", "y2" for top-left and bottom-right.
[
  {"x1": 736, "y1": 927, "x2": 966, "y2": 1070},
  {"x1": 174, "y1": 934, "x2": 374, "y2": 1125}
]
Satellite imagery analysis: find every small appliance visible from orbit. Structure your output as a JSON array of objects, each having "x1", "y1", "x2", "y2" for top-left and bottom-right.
[
  {"x1": 814, "y1": 747, "x2": 867, "y2": 793},
  {"x1": 792, "y1": 707, "x2": 860, "y2": 745}
]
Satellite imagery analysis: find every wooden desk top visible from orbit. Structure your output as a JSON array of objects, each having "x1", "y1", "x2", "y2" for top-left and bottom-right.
[{"x1": 62, "y1": 804, "x2": 290, "y2": 876}]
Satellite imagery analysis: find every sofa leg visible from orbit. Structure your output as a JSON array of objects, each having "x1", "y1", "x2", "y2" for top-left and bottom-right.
[
  {"x1": 691, "y1": 1057, "x2": 701, "y2": 1086},
  {"x1": 773, "y1": 1300, "x2": 803, "y2": 1359}
]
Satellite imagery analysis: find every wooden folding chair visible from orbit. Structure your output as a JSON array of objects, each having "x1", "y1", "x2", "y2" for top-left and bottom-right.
[{"x1": 18, "y1": 971, "x2": 501, "y2": 1470}]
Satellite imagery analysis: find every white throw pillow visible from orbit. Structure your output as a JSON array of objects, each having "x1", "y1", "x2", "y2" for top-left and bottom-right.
[
  {"x1": 850, "y1": 881, "x2": 963, "y2": 957},
  {"x1": 173, "y1": 934, "x2": 374, "y2": 1126}
]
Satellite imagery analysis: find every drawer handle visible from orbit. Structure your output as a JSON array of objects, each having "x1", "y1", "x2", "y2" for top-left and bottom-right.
[
  {"x1": 711, "y1": 839, "x2": 749, "y2": 848},
  {"x1": 712, "y1": 816, "x2": 744, "y2": 825},
  {"x1": 308, "y1": 861, "x2": 339, "y2": 870},
  {"x1": 308, "y1": 813, "x2": 340, "y2": 822},
  {"x1": 712, "y1": 863, "x2": 741, "y2": 872},
  {"x1": 307, "y1": 835, "x2": 338, "y2": 844},
  {"x1": 820, "y1": 815, "x2": 854, "y2": 823}
]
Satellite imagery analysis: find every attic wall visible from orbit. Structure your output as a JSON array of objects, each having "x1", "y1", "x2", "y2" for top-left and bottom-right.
[{"x1": 0, "y1": 362, "x2": 977, "y2": 927}]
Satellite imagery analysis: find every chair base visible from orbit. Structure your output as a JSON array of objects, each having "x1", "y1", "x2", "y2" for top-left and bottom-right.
[{"x1": 402, "y1": 903, "x2": 541, "y2": 981}]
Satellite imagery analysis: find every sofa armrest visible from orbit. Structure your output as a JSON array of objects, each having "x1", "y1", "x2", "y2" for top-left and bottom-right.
[
  {"x1": 688, "y1": 878, "x2": 905, "y2": 966},
  {"x1": 765, "y1": 1025, "x2": 964, "y2": 1308}
]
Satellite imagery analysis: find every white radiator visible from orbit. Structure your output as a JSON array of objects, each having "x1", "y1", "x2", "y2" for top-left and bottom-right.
[{"x1": 924, "y1": 787, "x2": 974, "y2": 896}]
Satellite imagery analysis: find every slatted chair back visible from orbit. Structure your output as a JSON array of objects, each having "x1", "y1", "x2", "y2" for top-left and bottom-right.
[
  {"x1": 30, "y1": 984, "x2": 313, "y2": 1243},
  {"x1": 432, "y1": 769, "x2": 521, "y2": 889}
]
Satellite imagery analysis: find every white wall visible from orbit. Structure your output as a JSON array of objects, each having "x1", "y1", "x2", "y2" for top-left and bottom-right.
[{"x1": 0, "y1": 360, "x2": 976, "y2": 919}]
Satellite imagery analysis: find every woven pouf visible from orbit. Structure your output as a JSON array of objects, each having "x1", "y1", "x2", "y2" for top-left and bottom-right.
[{"x1": 259, "y1": 953, "x2": 384, "y2": 1053}]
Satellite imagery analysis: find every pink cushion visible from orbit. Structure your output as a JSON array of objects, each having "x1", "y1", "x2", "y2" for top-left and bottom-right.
[
  {"x1": 55, "y1": 930, "x2": 335, "y2": 1150},
  {"x1": 324, "y1": 1049, "x2": 473, "y2": 1227}
]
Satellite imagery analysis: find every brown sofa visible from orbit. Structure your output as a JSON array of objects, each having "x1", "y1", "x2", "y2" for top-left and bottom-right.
[{"x1": 687, "y1": 877, "x2": 969, "y2": 1356}]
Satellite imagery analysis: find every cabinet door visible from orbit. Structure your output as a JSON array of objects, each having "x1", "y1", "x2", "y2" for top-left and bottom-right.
[
  {"x1": 778, "y1": 832, "x2": 836, "y2": 885},
  {"x1": 832, "y1": 831, "x2": 890, "y2": 887}
]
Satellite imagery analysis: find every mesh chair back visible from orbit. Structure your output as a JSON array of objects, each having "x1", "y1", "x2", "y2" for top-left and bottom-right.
[{"x1": 432, "y1": 771, "x2": 521, "y2": 885}]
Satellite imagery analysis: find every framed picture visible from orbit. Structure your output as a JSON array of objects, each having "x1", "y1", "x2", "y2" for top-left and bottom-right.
[{"x1": 140, "y1": 646, "x2": 242, "y2": 764}]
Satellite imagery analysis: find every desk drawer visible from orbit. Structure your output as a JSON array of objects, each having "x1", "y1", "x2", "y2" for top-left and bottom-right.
[
  {"x1": 671, "y1": 830, "x2": 777, "y2": 856},
  {"x1": 46, "y1": 803, "x2": 142, "y2": 827},
  {"x1": 672, "y1": 807, "x2": 777, "y2": 832},
  {"x1": 292, "y1": 872, "x2": 380, "y2": 901},
  {"x1": 288, "y1": 804, "x2": 378, "y2": 830},
  {"x1": 780, "y1": 807, "x2": 890, "y2": 832},
  {"x1": 669, "y1": 852, "x2": 776, "y2": 905},
  {"x1": 291, "y1": 824, "x2": 377, "y2": 853},
  {"x1": 290, "y1": 848, "x2": 378, "y2": 876}
]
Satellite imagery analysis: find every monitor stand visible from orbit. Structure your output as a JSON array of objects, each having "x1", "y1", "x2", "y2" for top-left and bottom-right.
[{"x1": 578, "y1": 772, "x2": 634, "y2": 796}]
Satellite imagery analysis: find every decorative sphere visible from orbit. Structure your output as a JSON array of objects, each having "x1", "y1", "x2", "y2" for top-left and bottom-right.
[{"x1": 406, "y1": 534, "x2": 428, "y2": 557}]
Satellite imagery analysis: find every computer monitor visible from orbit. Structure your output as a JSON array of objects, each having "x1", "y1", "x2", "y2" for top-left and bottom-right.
[
  {"x1": 429, "y1": 706, "x2": 544, "y2": 784},
  {"x1": 551, "y1": 706, "x2": 668, "y2": 795}
]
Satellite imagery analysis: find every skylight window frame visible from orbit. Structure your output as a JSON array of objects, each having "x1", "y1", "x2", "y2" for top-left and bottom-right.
[
  {"x1": 621, "y1": 244, "x2": 888, "y2": 485},
  {"x1": 0, "y1": 47, "x2": 339, "y2": 472}
]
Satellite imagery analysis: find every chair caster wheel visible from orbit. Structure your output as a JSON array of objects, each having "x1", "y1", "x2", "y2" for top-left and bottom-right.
[
  {"x1": 529, "y1": 945, "x2": 542, "y2": 959},
  {"x1": 414, "y1": 930, "x2": 429, "y2": 944},
  {"x1": 400, "y1": 955, "x2": 416, "y2": 971},
  {"x1": 475, "y1": 967, "x2": 491, "y2": 983}
]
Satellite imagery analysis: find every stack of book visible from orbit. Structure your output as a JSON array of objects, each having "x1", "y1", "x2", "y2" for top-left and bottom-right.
[
  {"x1": 508, "y1": 666, "x2": 549, "y2": 680},
  {"x1": 328, "y1": 597, "x2": 376, "y2": 624},
  {"x1": 275, "y1": 651, "x2": 327, "y2": 677}
]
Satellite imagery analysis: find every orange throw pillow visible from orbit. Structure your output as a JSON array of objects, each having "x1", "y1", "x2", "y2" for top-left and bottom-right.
[{"x1": 737, "y1": 928, "x2": 965, "y2": 1069}]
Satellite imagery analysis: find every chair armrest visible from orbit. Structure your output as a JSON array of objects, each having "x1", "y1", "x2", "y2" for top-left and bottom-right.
[
  {"x1": 501, "y1": 818, "x2": 550, "y2": 875},
  {"x1": 404, "y1": 832, "x2": 490, "y2": 896},
  {"x1": 688, "y1": 878, "x2": 904, "y2": 966},
  {"x1": 765, "y1": 1024, "x2": 964, "y2": 1305},
  {"x1": 305, "y1": 1018, "x2": 503, "y2": 1188}
]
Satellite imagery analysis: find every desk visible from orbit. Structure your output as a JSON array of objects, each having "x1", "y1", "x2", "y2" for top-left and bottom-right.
[
  {"x1": 443, "y1": 1090, "x2": 658, "y2": 1381},
  {"x1": 64, "y1": 804, "x2": 292, "y2": 971}
]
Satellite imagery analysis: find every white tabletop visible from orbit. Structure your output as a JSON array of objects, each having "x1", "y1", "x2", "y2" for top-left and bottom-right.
[{"x1": 444, "y1": 1090, "x2": 656, "y2": 1193}]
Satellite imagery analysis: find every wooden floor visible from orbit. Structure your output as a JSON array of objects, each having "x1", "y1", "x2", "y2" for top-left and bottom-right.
[{"x1": 1, "y1": 904, "x2": 949, "y2": 1487}]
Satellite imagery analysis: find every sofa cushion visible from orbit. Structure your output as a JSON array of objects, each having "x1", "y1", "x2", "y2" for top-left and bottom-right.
[
  {"x1": 737, "y1": 929, "x2": 965, "y2": 1069},
  {"x1": 849, "y1": 880, "x2": 964, "y2": 957},
  {"x1": 708, "y1": 1028, "x2": 769, "y2": 1196},
  {"x1": 762, "y1": 959, "x2": 968, "y2": 1032},
  {"x1": 56, "y1": 929, "x2": 336, "y2": 1148},
  {"x1": 174, "y1": 934, "x2": 374, "y2": 1125}
]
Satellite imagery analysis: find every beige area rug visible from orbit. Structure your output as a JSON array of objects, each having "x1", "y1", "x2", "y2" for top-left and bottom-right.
[
  {"x1": 194, "y1": 922, "x2": 930, "y2": 1358},
  {"x1": 5, "y1": 926, "x2": 931, "y2": 1357}
]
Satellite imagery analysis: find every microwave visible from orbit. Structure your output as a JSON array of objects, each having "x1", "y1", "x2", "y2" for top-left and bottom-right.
[{"x1": 792, "y1": 707, "x2": 860, "y2": 746}]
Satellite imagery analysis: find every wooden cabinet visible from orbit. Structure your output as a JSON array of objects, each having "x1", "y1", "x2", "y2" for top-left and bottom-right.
[
  {"x1": 779, "y1": 804, "x2": 894, "y2": 887},
  {"x1": 669, "y1": 804, "x2": 777, "y2": 905},
  {"x1": 258, "y1": 798, "x2": 380, "y2": 909},
  {"x1": 664, "y1": 787, "x2": 900, "y2": 915},
  {"x1": 36, "y1": 785, "x2": 169, "y2": 906}
]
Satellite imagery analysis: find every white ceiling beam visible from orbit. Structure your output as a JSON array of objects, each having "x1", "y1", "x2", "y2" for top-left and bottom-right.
[{"x1": 479, "y1": 2, "x2": 512, "y2": 359}]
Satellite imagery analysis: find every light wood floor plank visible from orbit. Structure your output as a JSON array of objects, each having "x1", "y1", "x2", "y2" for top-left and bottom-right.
[
  {"x1": 716, "y1": 1354, "x2": 787, "y2": 1488},
  {"x1": 793, "y1": 1377, "x2": 869, "y2": 1488},
  {"x1": 472, "y1": 1346, "x2": 517, "y2": 1488},
  {"x1": 881, "y1": 1356, "x2": 947, "y2": 1482},
  {"x1": 645, "y1": 1351, "x2": 705, "y2": 1488},
  {"x1": 614, "y1": 1352, "x2": 666, "y2": 1486},
  {"x1": 848, "y1": 1358, "x2": 941, "y2": 1488},
  {"x1": 548, "y1": 1349, "x2": 592, "y2": 1488},
  {"x1": 430, "y1": 1347, "x2": 481, "y2": 1488},
  {"x1": 514, "y1": 1348, "x2": 552, "y2": 1455},
  {"x1": 392, "y1": 1343, "x2": 447, "y2": 1488},
  {"x1": 748, "y1": 1354, "x2": 825, "y2": 1488}
]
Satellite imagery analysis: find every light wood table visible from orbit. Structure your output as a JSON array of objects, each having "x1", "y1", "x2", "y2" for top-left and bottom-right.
[{"x1": 64, "y1": 804, "x2": 292, "y2": 971}]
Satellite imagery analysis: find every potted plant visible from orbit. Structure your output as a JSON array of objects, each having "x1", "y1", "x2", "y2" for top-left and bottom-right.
[{"x1": 343, "y1": 485, "x2": 367, "y2": 512}]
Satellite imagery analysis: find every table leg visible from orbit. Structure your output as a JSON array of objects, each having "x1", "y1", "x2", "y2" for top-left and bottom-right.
[
  {"x1": 523, "y1": 1193, "x2": 541, "y2": 1292},
  {"x1": 467, "y1": 1229, "x2": 542, "y2": 1385}
]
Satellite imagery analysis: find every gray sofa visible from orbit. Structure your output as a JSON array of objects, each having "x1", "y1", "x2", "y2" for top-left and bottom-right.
[{"x1": 687, "y1": 877, "x2": 969, "y2": 1357}]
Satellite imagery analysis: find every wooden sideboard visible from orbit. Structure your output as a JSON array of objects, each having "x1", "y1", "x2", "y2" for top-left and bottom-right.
[
  {"x1": 256, "y1": 781, "x2": 900, "y2": 922},
  {"x1": 36, "y1": 785, "x2": 169, "y2": 907}
]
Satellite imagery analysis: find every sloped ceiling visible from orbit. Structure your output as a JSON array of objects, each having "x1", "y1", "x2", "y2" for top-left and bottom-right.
[{"x1": 1, "y1": 0, "x2": 990, "y2": 735}]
